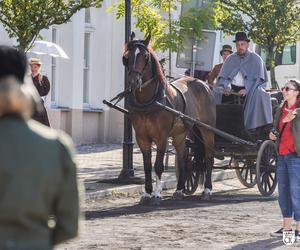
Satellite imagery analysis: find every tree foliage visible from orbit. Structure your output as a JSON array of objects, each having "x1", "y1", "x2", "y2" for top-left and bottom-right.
[
  {"x1": 0, "y1": 0, "x2": 103, "y2": 51},
  {"x1": 215, "y1": 0, "x2": 300, "y2": 88},
  {"x1": 109, "y1": 0, "x2": 216, "y2": 52}
]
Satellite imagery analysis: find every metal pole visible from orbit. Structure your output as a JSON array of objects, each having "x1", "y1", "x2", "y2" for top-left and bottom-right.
[
  {"x1": 119, "y1": 0, "x2": 134, "y2": 179},
  {"x1": 191, "y1": 41, "x2": 197, "y2": 77}
]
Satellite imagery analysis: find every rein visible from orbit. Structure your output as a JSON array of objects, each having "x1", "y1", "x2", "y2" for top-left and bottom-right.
[{"x1": 125, "y1": 43, "x2": 167, "y2": 113}]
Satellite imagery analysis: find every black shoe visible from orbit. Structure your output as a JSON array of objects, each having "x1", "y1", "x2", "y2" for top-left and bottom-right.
[
  {"x1": 270, "y1": 228, "x2": 293, "y2": 238},
  {"x1": 270, "y1": 228, "x2": 283, "y2": 237}
]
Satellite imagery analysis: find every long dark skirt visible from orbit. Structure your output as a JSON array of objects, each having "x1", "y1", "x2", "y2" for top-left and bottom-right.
[{"x1": 32, "y1": 101, "x2": 50, "y2": 127}]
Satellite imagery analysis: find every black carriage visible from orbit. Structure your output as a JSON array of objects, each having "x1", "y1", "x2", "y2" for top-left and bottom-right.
[{"x1": 162, "y1": 100, "x2": 278, "y2": 197}]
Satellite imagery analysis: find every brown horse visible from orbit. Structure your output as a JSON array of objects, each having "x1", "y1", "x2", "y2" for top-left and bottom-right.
[{"x1": 123, "y1": 33, "x2": 216, "y2": 204}]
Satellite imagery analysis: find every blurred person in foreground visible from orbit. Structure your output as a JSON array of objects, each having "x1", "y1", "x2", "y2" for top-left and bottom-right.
[
  {"x1": 269, "y1": 79, "x2": 300, "y2": 241},
  {"x1": 0, "y1": 46, "x2": 79, "y2": 249},
  {"x1": 29, "y1": 57, "x2": 51, "y2": 127}
]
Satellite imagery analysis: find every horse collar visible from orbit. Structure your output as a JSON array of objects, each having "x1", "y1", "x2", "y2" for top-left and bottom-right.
[{"x1": 128, "y1": 78, "x2": 166, "y2": 113}]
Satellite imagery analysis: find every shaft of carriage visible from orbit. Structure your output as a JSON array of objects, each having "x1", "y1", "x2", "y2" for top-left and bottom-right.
[
  {"x1": 155, "y1": 101, "x2": 256, "y2": 148},
  {"x1": 103, "y1": 100, "x2": 129, "y2": 115}
]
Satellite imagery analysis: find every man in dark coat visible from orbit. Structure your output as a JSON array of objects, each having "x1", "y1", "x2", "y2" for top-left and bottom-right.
[
  {"x1": 0, "y1": 46, "x2": 79, "y2": 250},
  {"x1": 216, "y1": 32, "x2": 273, "y2": 137}
]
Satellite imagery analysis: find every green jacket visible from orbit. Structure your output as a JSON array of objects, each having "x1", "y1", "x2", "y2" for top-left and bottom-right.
[
  {"x1": 273, "y1": 101, "x2": 300, "y2": 156},
  {"x1": 0, "y1": 115, "x2": 79, "y2": 250}
]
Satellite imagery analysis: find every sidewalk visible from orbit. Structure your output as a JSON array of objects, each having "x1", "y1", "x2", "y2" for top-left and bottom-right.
[{"x1": 76, "y1": 144, "x2": 236, "y2": 201}]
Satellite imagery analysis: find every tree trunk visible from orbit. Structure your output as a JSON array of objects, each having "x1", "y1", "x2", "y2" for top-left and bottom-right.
[
  {"x1": 18, "y1": 43, "x2": 26, "y2": 53},
  {"x1": 267, "y1": 46, "x2": 277, "y2": 89},
  {"x1": 270, "y1": 67, "x2": 277, "y2": 89}
]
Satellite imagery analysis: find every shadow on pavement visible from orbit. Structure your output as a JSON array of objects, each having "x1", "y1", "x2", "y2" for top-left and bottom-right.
[
  {"x1": 85, "y1": 190, "x2": 277, "y2": 220},
  {"x1": 227, "y1": 237, "x2": 284, "y2": 250}
]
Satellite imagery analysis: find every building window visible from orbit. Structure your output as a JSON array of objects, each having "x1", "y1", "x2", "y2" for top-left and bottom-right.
[
  {"x1": 83, "y1": 32, "x2": 91, "y2": 104},
  {"x1": 51, "y1": 27, "x2": 57, "y2": 103},
  {"x1": 256, "y1": 44, "x2": 296, "y2": 66},
  {"x1": 276, "y1": 45, "x2": 296, "y2": 65}
]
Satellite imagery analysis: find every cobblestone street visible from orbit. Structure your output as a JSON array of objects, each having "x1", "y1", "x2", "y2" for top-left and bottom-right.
[
  {"x1": 57, "y1": 178, "x2": 300, "y2": 250},
  {"x1": 53, "y1": 144, "x2": 300, "y2": 250}
]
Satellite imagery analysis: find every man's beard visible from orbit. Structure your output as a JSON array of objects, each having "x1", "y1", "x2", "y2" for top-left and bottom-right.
[{"x1": 238, "y1": 50, "x2": 246, "y2": 56}]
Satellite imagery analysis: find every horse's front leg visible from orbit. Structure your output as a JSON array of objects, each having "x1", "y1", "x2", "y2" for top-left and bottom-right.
[
  {"x1": 152, "y1": 141, "x2": 167, "y2": 203},
  {"x1": 136, "y1": 134, "x2": 153, "y2": 205},
  {"x1": 138, "y1": 146, "x2": 153, "y2": 205},
  {"x1": 134, "y1": 134, "x2": 153, "y2": 205},
  {"x1": 172, "y1": 133, "x2": 187, "y2": 200}
]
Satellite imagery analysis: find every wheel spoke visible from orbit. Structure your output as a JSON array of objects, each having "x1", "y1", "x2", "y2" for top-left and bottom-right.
[
  {"x1": 193, "y1": 171, "x2": 197, "y2": 179},
  {"x1": 259, "y1": 164, "x2": 267, "y2": 172},
  {"x1": 264, "y1": 178, "x2": 268, "y2": 192},
  {"x1": 266, "y1": 176, "x2": 271, "y2": 190},
  {"x1": 245, "y1": 168, "x2": 249, "y2": 182},
  {"x1": 269, "y1": 173, "x2": 275, "y2": 182},
  {"x1": 240, "y1": 169, "x2": 246, "y2": 180},
  {"x1": 262, "y1": 174, "x2": 266, "y2": 191},
  {"x1": 186, "y1": 178, "x2": 191, "y2": 191},
  {"x1": 190, "y1": 175, "x2": 194, "y2": 189}
]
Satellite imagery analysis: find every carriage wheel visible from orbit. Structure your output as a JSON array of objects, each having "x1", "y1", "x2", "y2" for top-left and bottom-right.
[
  {"x1": 235, "y1": 159, "x2": 257, "y2": 188},
  {"x1": 256, "y1": 140, "x2": 277, "y2": 196},
  {"x1": 175, "y1": 142, "x2": 201, "y2": 195}
]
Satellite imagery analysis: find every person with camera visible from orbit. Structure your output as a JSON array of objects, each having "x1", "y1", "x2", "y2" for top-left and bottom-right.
[{"x1": 269, "y1": 79, "x2": 300, "y2": 240}]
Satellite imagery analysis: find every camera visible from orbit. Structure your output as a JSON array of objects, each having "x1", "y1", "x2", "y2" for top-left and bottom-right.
[{"x1": 271, "y1": 128, "x2": 279, "y2": 137}]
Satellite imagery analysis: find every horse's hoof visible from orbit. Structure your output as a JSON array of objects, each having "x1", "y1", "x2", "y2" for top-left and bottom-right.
[
  {"x1": 201, "y1": 192, "x2": 212, "y2": 201},
  {"x1": 139, "y1": 194, "x2": 152, "y2": 205},
  {"x1": 172, "y1": 190, "x2": 184, "y2": 200},
  {"x1": 201, "y1": 188, "x2": 212, "y2": 201},
  {"x1": 150, "y1": 196, "x2": 162, "y2": 206}
]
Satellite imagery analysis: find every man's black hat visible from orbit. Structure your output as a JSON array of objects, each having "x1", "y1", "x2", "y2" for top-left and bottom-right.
[
  {"x1": 233, "y1": 32, "x2": 250, "y2": 43},
  {"x1": 0, "y1": 45, "x2": 27, "y2": 83}
]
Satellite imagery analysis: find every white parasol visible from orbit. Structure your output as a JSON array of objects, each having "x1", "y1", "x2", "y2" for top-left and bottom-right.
[{"x1": 28, "y1": 40, "x2": 69, "y2": 59}]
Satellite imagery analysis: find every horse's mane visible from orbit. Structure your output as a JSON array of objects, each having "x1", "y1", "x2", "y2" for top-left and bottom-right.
[
  {"x1": 148, "y1": 47, "x2": 167, "y2": 86},
  {"x1": 124, "y1": 40, "x2": 166, "y2": 86}
]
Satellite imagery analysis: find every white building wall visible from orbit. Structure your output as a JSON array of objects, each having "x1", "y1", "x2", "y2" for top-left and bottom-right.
[
  {"x1": 1, "y1": 1, "x2": 224, "y2": 144},
  {"x1": 0, "y1": 1, "x2": 127, "y2": 144}
]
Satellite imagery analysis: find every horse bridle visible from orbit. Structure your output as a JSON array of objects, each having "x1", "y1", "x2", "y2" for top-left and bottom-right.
[
  {"x1": 124, "y1": 42, "x2": 154, "y2": 91},
  {"x1": 122, "y1": 42, "x2": 167, "y2": 111}
]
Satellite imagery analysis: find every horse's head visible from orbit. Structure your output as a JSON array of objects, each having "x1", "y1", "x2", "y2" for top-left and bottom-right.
[{"x1": 123, "y1": 32, "x2": 152, "y2": 91}]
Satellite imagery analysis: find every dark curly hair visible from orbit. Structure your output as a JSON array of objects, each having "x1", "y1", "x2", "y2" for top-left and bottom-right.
[{"x1": 288, "y1": 79, "x2": 300, "y2": 99}]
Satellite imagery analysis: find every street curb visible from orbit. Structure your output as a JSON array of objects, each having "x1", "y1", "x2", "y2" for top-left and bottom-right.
[{"x1": 85, "y1": 169, "x2": 236, "y2": 201}]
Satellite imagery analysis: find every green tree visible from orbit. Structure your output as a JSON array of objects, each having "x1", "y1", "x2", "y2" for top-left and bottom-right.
[
  {"x1": 215, "y1": 0, "x2": 300, "y2": 88},
  {"x1": 109, "y1": 0, "x2": 216, "y2": 75},
  {"x1": 0, "y1": 0, "x2": 103, "y2": 52}
]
